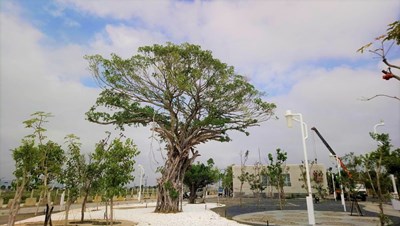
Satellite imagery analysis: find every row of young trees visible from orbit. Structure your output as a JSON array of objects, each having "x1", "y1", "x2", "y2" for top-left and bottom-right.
[
  {"x1": 236, "y1": 149, "x2": 289, "y2": 209},
  {"x1": 235, "y1": 149, "x2": 331, "y2": 210},
  {"x1": 231, "y1": 133, "x2": 397, "y2": 224},
  {"x1": 8, "y1": 112, "x2": 139, "y2": 226},
  {"x1": 340, "y1": 133, "x2": 399, "y2": 225}
]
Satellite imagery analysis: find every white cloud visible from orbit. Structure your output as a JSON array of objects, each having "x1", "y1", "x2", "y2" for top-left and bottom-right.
[
  {"x1": 0, "y1": 4, "x2": 154, "y2": 182},
  {"x1": 1, "y1": 0, "x2": 399, "y2": 186},
  {"x1": 58, "y1": 0, "x2": 171, "y2": 21},
  {"x1": 195, "y1": 64, "x2": 400, "y2": 169},
  {"x1": 89, "y1": 24, "x2": 167, "y2": 57},
  {"x1": 69, "y1": 0, "x2": 400, "y2": 93}
]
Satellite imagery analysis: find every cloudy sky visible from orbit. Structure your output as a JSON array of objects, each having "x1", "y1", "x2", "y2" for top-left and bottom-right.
[{"x1": 1, "y1": 0, "x2": 399, "y2": 186}]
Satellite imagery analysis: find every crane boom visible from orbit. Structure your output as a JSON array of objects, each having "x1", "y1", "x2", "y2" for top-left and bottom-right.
[
  {"x1": 311, "y1": 127, "x2": 336, "y2": 156},
  {"x1": 311, "y1": 127, "x2": 352, "y2": 178}
]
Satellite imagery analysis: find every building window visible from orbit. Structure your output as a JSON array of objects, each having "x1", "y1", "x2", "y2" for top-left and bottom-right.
[
  {"x1": 262, "y1": 175, "x2": 270, "y2": 187},
  {"x1": 283, "y1": 174, "x2": 291, "y2": 187},
  {"x1": 261, "y1": 174, "x2": 291, "y2": 187}
]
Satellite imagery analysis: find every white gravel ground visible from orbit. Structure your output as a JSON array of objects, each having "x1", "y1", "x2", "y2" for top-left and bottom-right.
[{"x1": 15, "y1": 202, "x2": 246, "y2": 226}]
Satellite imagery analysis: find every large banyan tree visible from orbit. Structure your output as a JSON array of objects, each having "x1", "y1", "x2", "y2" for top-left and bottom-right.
[{"x1": 85, "y1": 43, "x2": 276, "y2": 213}]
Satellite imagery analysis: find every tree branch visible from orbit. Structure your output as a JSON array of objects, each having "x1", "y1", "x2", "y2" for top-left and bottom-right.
[
  {"x1": 360, "y1": 94, "x2": 400, "y2": 101},
  {"x1": 383, "y1": 58, "x2": 400, "y2": 70}
]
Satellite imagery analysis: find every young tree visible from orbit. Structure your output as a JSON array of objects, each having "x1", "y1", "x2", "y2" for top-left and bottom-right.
[
  {"x1": 341, "y1": 152, "x2": 366, "y2": 199},
  {"x1": 312, "y1": 170, "x2": 327, "y2": 199},
  {"x1": 93, "y1": 132, "x2": 139, "y2": 225},
  {"x1": 8, "y1": 140, "x2": 39, "y2": 226},
  {"x1": 359, "y1": 153, "x2": 378, "y2": 197},
  {"x1": 246, "y1": 162, "x2": 264, "y2": 194},
  {"x1": 237, "y1": 150, "x2": 249, "y2": 205},
  {"x1": 326, "y1": 168, "x2": 337, "y2": 196},
  {"x1": 265, "y1": 148, "x2": 288, "y2": 210},
  {"x1": 221, "y1": 165, "x2": 233, "y2": 197},
  {"x1": 298, "y1": 160, "x2": 315, "y2": 194},
  {"x1": 382, "y1": 148, "x2": 400, "y2": 194},
  {"x1": 39, "y1": 141, "x2": 65, "y2": 201},
  {"x1": 246, "y1": 161, "x2": 266, "y2": 207},
  {"x1": 183, "y1": 158, "x2": 219, "y2": 204},
  {"x1": 342, "y1": 135, "x2": 396, "y2": 226},
  {"x1": 22, "y1": 112, "x2": 66, "y2": 220},
  {"x1": 85, "y1": 43, "x2": 276, "y2": 212},
  {"x1": 23, "y1": 112, "x2": 65, "y2": 216},
  {"x1": 79, "y1": 155, "x2": 102, "y2": 222},
  {"x1": 367, "y1": 133, "x2": 392, "y2": 226},
  {"x1": 61, "y1": 134, "x2": 85, "y2": 226}
]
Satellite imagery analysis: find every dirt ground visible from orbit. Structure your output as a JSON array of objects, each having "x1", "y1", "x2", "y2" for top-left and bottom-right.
[
  {"x1": 14, "y1": 219, "x2": 138, "y2": 226},
  {"x1": 0, "y1": 213, "x2": 43, "y2": 225},
  {"x1": 0, "y1": 209, "x2": 140, "y2": 225},
  {"x1": 0, "y1": 213, "x2": 138, "y2": 226}
]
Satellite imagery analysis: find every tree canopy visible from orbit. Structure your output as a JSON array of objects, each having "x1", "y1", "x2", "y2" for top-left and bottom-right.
[
  {"x1": 85, "y1": 42, "x2": 276, "y2": 212},
  {"x1": 92, "y1": 132, "x2": 139, "y2": 224},
  {"x1": 86, "y1": 42, "x2": 276, "y2": 145},
  {"x1": 183, "y1": 158, "x2": 219, "y2": 203},
  {"x1": 265, "y1": 148, "x2": 288, "y2": 210},
  {"x1": 221, "y1": 165, "x2": 233, "y2": 197},
  {"x1": 9, "y1": 112, "x2": 65, "y2": 225}
]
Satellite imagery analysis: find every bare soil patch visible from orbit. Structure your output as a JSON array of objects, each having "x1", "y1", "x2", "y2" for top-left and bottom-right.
[{"x1": 15, "y1": 219, "x2": 138, "y2": 226}]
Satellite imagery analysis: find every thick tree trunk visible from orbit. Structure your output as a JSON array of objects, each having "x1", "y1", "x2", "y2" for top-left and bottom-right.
[
  {"x1": 155, "y1": 175, "x2": 182, "y2": 213},
  {"x1": 188, "y1": 183, "x2": 196, "y2": 204},
  {"x1": 155, "y1": 146, "x2": 196, "y2": 213}
]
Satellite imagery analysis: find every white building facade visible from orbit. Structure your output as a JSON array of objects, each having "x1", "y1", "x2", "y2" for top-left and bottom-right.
[{"x1": 232, "y1": 163, "x2": 328, "y2": 197}]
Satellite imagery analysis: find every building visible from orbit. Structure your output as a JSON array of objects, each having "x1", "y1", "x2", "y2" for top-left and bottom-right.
[{"x1": 232, "y1": 163, "x2": 328, "y2": 197}]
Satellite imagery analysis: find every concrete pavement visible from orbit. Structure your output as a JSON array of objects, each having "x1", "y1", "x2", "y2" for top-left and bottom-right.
[{"x1": 232, "y1": 201, "x2": 400, "y2": 226}]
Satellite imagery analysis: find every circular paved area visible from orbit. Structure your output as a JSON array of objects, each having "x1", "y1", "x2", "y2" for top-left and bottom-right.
[
  {"x1": 221, "y1": 198, "x2": 400, "y2": 226},
  {"x1": 233, "y1": 210, "x2": 380, "y2": 225}
]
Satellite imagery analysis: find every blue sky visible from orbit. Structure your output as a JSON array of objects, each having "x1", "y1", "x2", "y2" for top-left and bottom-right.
[
  {"x1": 11, "y1": 0, "x2": 107, "y2": 45},
  {"x1": 1, "y1": 0, "x2": 399, "y2": 185}
]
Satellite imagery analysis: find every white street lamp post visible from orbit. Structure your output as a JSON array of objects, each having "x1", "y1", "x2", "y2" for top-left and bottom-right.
[
  {"x1": 336, "y1": 156, "x2": 346, "y2": 212},
  {"x1": 390, "y1": 175, "x2": 399, "y2": 199},
  {"x1": 373, "y1": 120, "x2": 384, "y2": 135},
  {"x1": 373, "y1": 120, "x2": 385, "y2": 146},
  {"x1": 285, "y1": 110, "x2": 315, "y2": 225},
  {"x1": 138, "y1": 164, "x2": 144, "y2": 202},
  {"x1": 329, "y1": 155, "x2": 346, "y2": 211},
  {"x1": 329, "y1": 168, "x2": 337, "y2": 201},
  {"x1": 332, "y1": 174, "x2": 337, "y2": 201}
]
